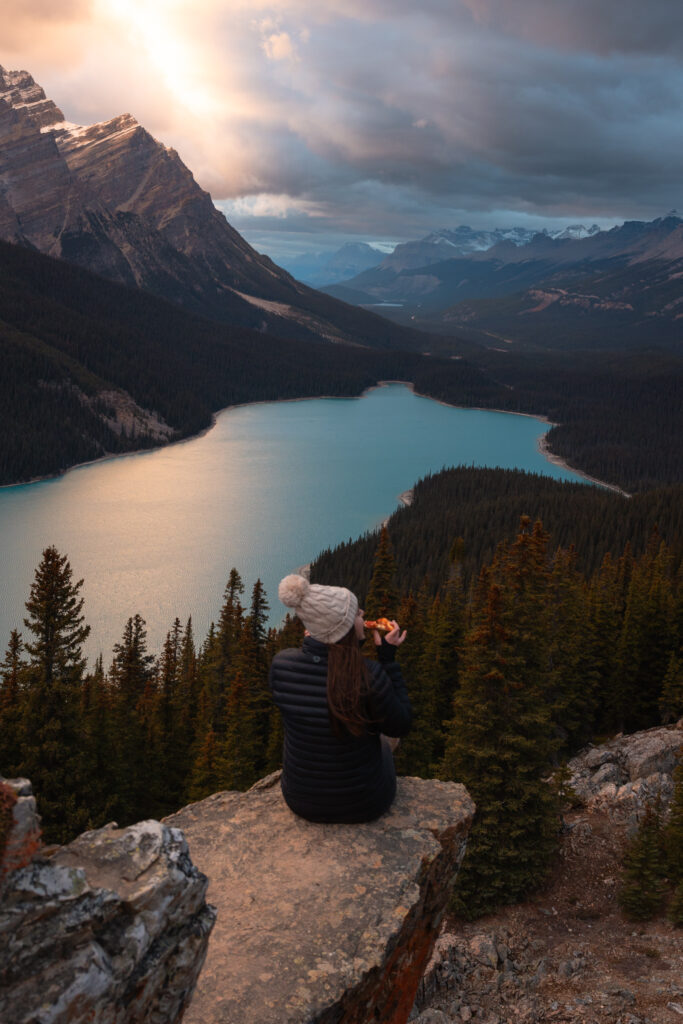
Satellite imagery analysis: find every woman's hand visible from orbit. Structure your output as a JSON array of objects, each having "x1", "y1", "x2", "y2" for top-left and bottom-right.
[{"x1": 373, "y1": 620, "x2": 407, "y2": 647}]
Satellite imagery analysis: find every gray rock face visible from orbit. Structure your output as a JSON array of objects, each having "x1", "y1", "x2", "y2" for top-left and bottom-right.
[
  {"x1": 0, "y1": 815, "x2": 216, "y2": 1024},
  {"x1": 164, "y1": 771, "x2": 475, "y2": 1024},
  {"x1": 567, "y1": 722, "x2": 682, "y2": 827},
  {"x1": 0, "y1": 776, "x2": 42, "y2": 881}
]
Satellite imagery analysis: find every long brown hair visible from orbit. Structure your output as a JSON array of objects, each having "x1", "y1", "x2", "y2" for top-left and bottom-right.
[{"x1": 326, "y1": 626, "x2": 372, "y2": 737}]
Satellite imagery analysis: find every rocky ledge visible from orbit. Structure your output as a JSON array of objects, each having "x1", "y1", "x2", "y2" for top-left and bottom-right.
[
  {"x1": 164, "y1": 771, "x2": 475, "y2": 1024},
  {"x1": 0, "y1": 781, "x2": 216, "y2": 1024},
  {"x1": 567, "y1": 723, "x2": 682, "y2": 828},
  {"x1": 409, "y1": 723, "x2": 683, "y2": 1024}
]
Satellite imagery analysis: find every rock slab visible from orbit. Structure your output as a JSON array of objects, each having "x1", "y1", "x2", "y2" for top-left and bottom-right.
[
  {"x1": 567, "y1": 722, "x2": 682, "y2": 828},
  {"x1": 164, "y1": 771, "x2": 475, "y2": 1024},
  {"x1": 0, "y1": 817, "x2": 216, "y2": 1024}
]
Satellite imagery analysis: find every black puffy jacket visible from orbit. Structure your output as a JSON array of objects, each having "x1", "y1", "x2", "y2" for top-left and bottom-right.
[{"x1": 269, "y1": 635, "x2": 412, "y2": 823}]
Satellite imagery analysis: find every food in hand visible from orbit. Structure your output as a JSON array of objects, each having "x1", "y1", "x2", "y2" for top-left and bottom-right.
[{"x1": 364, "y1": 617, "x2": 394, "y2": 632}]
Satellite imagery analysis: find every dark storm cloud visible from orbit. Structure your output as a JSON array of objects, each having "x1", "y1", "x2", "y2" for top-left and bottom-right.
[
  {"x1": 5, "y1": 0, "x2": 683, "y2": 246},
  {"x1": 239, "y1": 6, "x2": 683, "y2": 227}
]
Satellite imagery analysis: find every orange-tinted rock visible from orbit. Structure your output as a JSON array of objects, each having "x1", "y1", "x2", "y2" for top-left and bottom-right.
[{"x1": 165, "y1": 771, "x2": 475, "y2": 1024}]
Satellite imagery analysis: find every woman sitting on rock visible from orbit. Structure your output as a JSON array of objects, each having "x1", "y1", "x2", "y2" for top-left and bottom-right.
[{"x1": 269, "y1": 575, "x2": 412, "y2": 824}]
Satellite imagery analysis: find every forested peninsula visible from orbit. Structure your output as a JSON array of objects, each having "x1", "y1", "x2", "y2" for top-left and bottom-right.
[{"x1": 1, "y1": 239, "x2": 681, "y2": 493}]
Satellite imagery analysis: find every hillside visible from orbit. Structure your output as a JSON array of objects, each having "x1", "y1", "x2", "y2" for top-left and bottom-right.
[
  {"x1": 325, "y1": 217, "x2": 683, "y2": 354},
  {"x1": 0, "y1": 239, "x2": 496, "y2": 486},
  {"x1": 0, "y1": 238, "x2": 680, "y2": 492},
  {"x1": 418, "y1": 803, "x2": 683, "y2": 1024}
]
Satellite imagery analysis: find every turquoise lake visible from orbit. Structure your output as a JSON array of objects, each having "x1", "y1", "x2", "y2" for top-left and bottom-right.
[{"x1": 0, "y1": 383, "x2": 592, "y2": 662}]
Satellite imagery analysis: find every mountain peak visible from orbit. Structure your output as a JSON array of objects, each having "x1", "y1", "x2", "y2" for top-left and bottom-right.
[
  {"x1": 0, "y1": 65, "x2": 65, "y2": 129},
  {"x1": 0, "y1": 66, "x2": 424, "y2": 352}
]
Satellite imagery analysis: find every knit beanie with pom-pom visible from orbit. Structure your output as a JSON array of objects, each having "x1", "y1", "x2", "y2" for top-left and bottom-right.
[{"x1": 278, "y1": 574, "x2": 358, "y2": 644}]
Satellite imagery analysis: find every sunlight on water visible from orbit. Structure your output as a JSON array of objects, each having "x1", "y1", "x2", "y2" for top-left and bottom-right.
[{"x1": 0, "y1": 384, "x2": 591, "y2": 663}]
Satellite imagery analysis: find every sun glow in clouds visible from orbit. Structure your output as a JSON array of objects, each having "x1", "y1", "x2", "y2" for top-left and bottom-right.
[
  {"x1": 3, "y1": 0, "x2": 683, "y2": 246},
  {"x1": 94, "y1": 0, "x2": 222, "y2": 119}
]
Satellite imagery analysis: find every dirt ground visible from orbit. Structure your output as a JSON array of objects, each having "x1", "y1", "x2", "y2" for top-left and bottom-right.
[{"x1": 421, "y1": 807, "x2": 683, "y2": 1024}]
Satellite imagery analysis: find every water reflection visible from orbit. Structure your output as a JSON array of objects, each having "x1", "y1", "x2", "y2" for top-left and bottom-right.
[{"x1": 0, "y1": 384, "x2": 589, "y2": 662}]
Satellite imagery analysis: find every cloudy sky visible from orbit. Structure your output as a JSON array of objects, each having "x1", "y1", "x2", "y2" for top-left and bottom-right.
[{"x1": 3, "y1": 0, "x2": 683, "y2": 260}]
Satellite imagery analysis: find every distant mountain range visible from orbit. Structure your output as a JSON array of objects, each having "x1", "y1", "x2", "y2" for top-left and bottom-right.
[
  {"x1": 324, "y1": 216, "x2": 683, "y2": 352},
  {"x1": 0, "y1": 66, "x2": 423, "y2": 351},
  {"x1": 277, "y1": 225, "x2": 603, "y2": 287},
  {"x1": 374, "y1": 224, "x2": 602, "y2": 275}
]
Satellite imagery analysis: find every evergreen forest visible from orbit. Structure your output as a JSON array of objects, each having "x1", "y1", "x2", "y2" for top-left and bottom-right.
[{"x1": 2, "y1": 466, "x2": 682, "y2": 916}]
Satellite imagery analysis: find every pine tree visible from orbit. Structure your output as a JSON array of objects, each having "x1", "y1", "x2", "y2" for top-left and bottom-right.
[
  {"x1": 210, "y1": 569, "x2": 246, "y2": 737},
  {"x1": 659, "y1": 651, "x2": 683, "y2": 725},
  {"x1": 669, "y1": 882, "x2": 683, "y2": 927},
  {"x1": 231, "y1": 582, "x2": 272, "y2": 778},
  {"x1": 441, "y1": 519, "x2": 560, "y2": 919},
  {"x1": 618, "y1": 800, "x2": 667, "y2": 920},
  {"x1": 400, "y1": 581, "x2": 463, "y2": 777},
  {"x1": 156, "y1": 619, "x2": 185, "y2": 811},
  {"x1": 588, "y1": 552, "x2": 622, "y2": 735},
  {"x1": 547, "y1": 547, "x2": 598, "y2": 754},
  {"x1": 108, "y1": 614, "x2": 157, "y2": 823},
  {"x1": 179, "y1": 618, "x2": 199, "y2": 711},
  {"x1": 365, "y1": 525, "x2": 399, "y2": 619},
  {"x1": 186, "y1": 727, "x2": 223, "y2": 803},
  {"x1": 612, "y1": 540, "x2": 676, "y2": 731},
  {"x1": 393, "y1": 588, "x2": 429, "y2": 776},
  {"x1": 222, "y1": 670, "x2": 261, "y2": 790},
  {"x1": 20, "y1": 547, "x2": 91, "y2": 843},
  {"x1": 78, "y1": 655, "x2": 115, "y2": 827},
  {"x1": 218, "y1": 569, "x2": 245, "y2": 670},
  {"x1": 663, "y1": 751, "x2": 683, "y2": 886},
  {"x1": 0, "y1": 630, "x2": 26, "y2": 775},
  {"x1": 171, "y1": 617, "x2": 199, "y2": 796}
]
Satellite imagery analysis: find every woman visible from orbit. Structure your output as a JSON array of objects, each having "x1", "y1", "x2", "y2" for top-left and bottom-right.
[{"x1": 269, "y1": 574, "x2": 412, "y2": 823}]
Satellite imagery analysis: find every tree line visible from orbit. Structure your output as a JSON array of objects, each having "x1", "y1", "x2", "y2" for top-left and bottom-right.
[
  {"x1": 0, "y1": 548, "x2": 304, "y2": 846},
  {"x1": 311, "y1": 467, "x2": 683, "y2": 602},
  {"x1": 1, "y1": 494, "x2": 681, "y2": 917}
]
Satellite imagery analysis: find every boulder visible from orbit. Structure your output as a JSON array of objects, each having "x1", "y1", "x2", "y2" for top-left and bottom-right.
[
  {"x1": 164, "y1": 771, "x2": 475, "y2": 1024},
  {"x1": 619, "y1": 726, "x2": 682, "y2": 781},
  {"x1": 567, "y1": 723, "x2": 682, "y2": 821},
  {"x1": 0, "y1": 813, "x2": 216, "y2": 1024}
]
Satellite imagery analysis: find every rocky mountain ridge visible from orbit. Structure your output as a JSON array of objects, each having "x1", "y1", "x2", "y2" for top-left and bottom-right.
[
  {"x1": 0, "y1": 66, "x2": 421, "y2": 350},
  {"x1": 376, "y1": 224, "x2": 601, "y2": 275},
  {"x1": 276, "y1": 226, "x2": 602, "y2": 289},
  {"x1": 325, "y1": 216, "x2": 683, "y2": 352}
]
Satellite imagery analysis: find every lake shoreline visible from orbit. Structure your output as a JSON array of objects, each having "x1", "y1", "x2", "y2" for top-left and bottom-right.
[
  {"x1": 0, "y1": 379, "x2": 623, "y2": 495},
  {"x1": 536, "y1": 433, "x2": 630, "y2": 497}
]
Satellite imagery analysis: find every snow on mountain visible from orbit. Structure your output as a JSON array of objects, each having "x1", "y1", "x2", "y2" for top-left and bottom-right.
[{"x1": 548, "y1": 224, "x2": 602, "y2": 241}]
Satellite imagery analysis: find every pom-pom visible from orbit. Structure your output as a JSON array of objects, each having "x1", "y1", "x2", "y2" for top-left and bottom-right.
[{"x1": 278, "y1": 574, "x2": 309, "y2": 608}]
